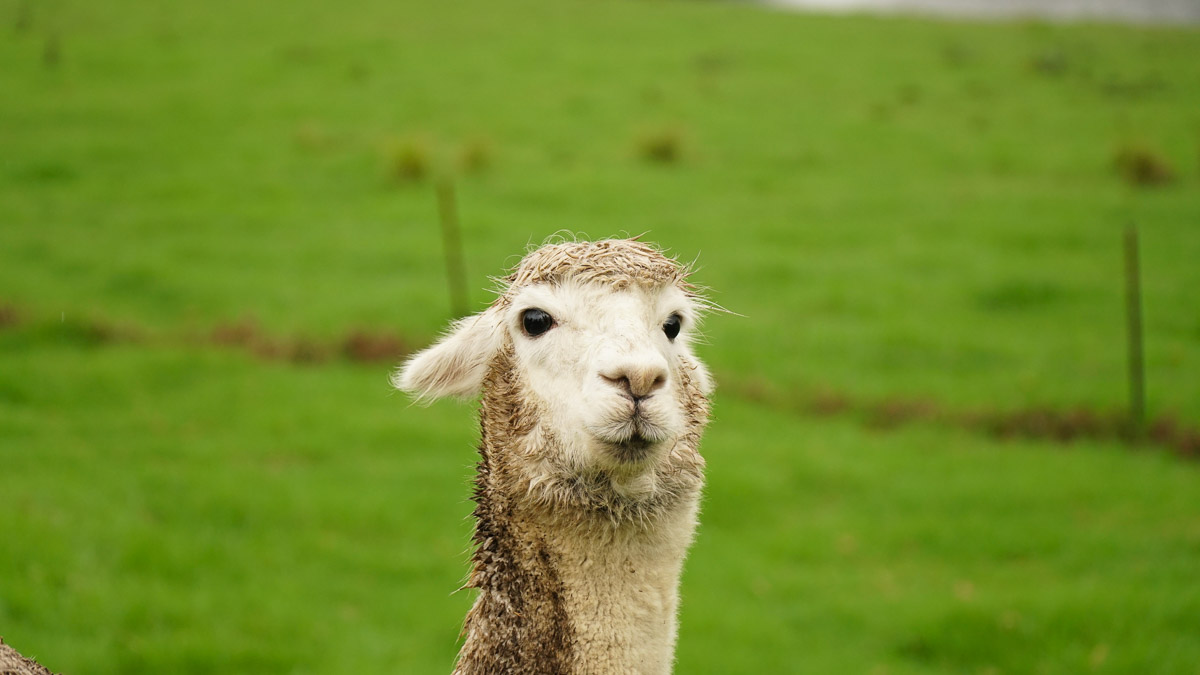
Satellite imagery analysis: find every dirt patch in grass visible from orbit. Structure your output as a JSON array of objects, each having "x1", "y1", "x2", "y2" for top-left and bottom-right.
[
  {"x1": 722, "y1": 375, "x2": 1200, "y2": 463},
  {"x1": 208, "y1": 318, "x2": 330, "y2": 363},
  {"x1": 208, "y1": 318, "x2": 412, "y2": 365},
  {"x1": 808, "y1": 389, "x2": 853, "y2": 417},
  {"x1": 1148, "y1": 416, "x2": 1200, "y2": 459},
  {"x1": 7, "y1": 304, "x2": 414, "y2": 366},
  {"x1": 0, "y1": 303, "x2": 20, "y2": 329},
  {"x1": 341, "y1": 330, "x2": 410, "y2": 363},
  {"x1": 865, "y1": 397, "x2": 941, "y2": 430},
  {"x1": 966, "y1": 405, "x2": 1128, "y2": 443}
]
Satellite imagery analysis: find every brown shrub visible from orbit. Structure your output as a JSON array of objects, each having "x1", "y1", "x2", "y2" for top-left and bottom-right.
[
  {"x1": 1114, "y1": 144, "x2": 1176, "y2": 187},
  {"x1": 636, "y1": 126, "x2": 687, "y2": 165},
  {"x1": 458, "y1": 137, "x2": 493, "y2": 174},
  {"x1": 387, "y1": 137, "x2": 434, "y2": 184}
]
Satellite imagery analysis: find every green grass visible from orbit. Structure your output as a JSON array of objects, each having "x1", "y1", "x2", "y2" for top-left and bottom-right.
[{"x1": 2, "y1": 0, "x2": 1200, "y2": 672}]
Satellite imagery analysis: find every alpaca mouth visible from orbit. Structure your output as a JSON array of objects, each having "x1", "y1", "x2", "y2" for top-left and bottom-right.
[
  {"x1": 590, "y1": 407, "x2": 670, "y2": 463},
  {"x1": 607, "y1": 433, "x2": 656, "y2": 462},
  {"x1": 601, "y1": 414, "x2": 669, "y2": 462}
]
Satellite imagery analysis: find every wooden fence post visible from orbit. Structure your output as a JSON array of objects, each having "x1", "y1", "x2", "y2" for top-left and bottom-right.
[
  {"x1": 436, "y1": 179, "x2": 469, "y2": 318},
  {"x1": 1124, "y1": 223, "x2": 1146, "y2": 434}
]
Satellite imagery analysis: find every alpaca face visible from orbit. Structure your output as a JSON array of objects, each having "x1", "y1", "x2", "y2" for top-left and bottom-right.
[
  {"x1": 395, "y1": 239, "x2": 714, "y2": 475},
  {"x1": 503, "y1": 279, "x2": 709, "y2": 470}
]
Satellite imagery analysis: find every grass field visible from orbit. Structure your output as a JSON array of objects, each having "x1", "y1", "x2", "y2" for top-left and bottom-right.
[{"x1": 2, "y1": 0, "x2": 1199, "y2": 672}]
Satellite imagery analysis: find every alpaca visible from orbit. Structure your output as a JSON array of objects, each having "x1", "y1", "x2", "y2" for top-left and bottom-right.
[
  {"x1": 395, "y1": 239, "x2": 715, "y2": 675},
  {"x1": 0, "y1": 637, "x2": 55, "y2": 675}
]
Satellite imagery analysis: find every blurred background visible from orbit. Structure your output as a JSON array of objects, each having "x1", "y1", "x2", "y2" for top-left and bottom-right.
[{"x1": 2, "y1": 0, "x2": 1198, "y2": 672}]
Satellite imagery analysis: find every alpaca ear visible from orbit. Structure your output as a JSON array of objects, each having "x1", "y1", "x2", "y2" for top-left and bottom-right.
[{"x1": 394, "y1": 308, "x2": 505, "y2": 401}]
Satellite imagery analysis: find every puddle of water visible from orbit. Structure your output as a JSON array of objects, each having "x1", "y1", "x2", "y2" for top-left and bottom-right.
[{"x1": 760, "y1": 0, "x2": 1200, "y2": 25}]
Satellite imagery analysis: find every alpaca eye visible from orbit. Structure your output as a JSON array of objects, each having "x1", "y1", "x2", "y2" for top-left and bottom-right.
[
  {"x1": 521, "y1": 308, "x2": 554, "y2": 337},
  {"x1": 663, "y1": 313, "x2": 682, "y2": 341}
]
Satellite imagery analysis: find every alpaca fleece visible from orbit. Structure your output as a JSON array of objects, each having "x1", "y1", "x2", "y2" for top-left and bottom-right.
[
  {"x1": 0, "y1": 637, "x2": 56, "y2": 675},
  {"x1": 500, "y1": 239, "x2": 691, "y2": 298},
  {"x1": 399, "y1": 239, "x2": 714, "y2": 675}
]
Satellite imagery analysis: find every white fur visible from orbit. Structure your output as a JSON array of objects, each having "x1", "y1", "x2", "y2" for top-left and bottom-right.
[
  {"x1": 509, "y1": 280, "x2": 705, "y2": 471},
  {"x1": 391, "y1": 309, "x2": 505, "y2": 400}
]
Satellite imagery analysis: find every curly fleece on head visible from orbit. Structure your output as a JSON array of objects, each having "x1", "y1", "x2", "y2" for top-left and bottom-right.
[{"x1": 496, "y1": 239, "x2": 697, "y2": 305}]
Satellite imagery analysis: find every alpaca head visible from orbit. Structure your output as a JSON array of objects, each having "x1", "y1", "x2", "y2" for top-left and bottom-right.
[{"x1": 396, "y1": 239, "x2": 713, "y2": 477}]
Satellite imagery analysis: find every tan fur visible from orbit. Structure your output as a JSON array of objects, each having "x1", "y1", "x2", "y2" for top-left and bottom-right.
[
  {"x1": 399, "y1": 239, "x2": 713, "y2": 674},
  {"x1": 500, "y1": 239, "x2": 690, "y2": 297},
  {"x1": 0, "y1": 637, "x2": 56, "y2": 675}
]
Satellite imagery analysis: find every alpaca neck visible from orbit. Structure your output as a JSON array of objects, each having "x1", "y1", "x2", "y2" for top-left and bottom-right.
[
  {"x1": 455, "y1": 454, "x2": 703, "y2": 675},
  {"x1": 541, "y1": 495, "x2": 700, "y2": 674},
  {"x1": 456, "y1": 349, "x2": 708, "y2": 674}
]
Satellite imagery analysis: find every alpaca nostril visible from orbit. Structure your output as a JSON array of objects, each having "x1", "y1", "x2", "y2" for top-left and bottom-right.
[
  {"x1": 601, "y1": 367, "x2": 668, "y2": 401},
  {"x1": 601, "y1": 374, "x2": 634, "y2": 399},
  {"x1": 635, "y1": 369, "x2": 668, "y2": 398}
]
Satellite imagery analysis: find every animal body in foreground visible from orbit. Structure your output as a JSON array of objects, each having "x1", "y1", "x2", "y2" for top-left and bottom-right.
[{"x1": 395, "y1": 239, "x2": 715, "y2": 675}]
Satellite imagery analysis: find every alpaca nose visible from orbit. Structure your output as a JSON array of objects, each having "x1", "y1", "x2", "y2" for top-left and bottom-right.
[{"x1": 600, "y1": 362, "x2": 668, "y2": 401}]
